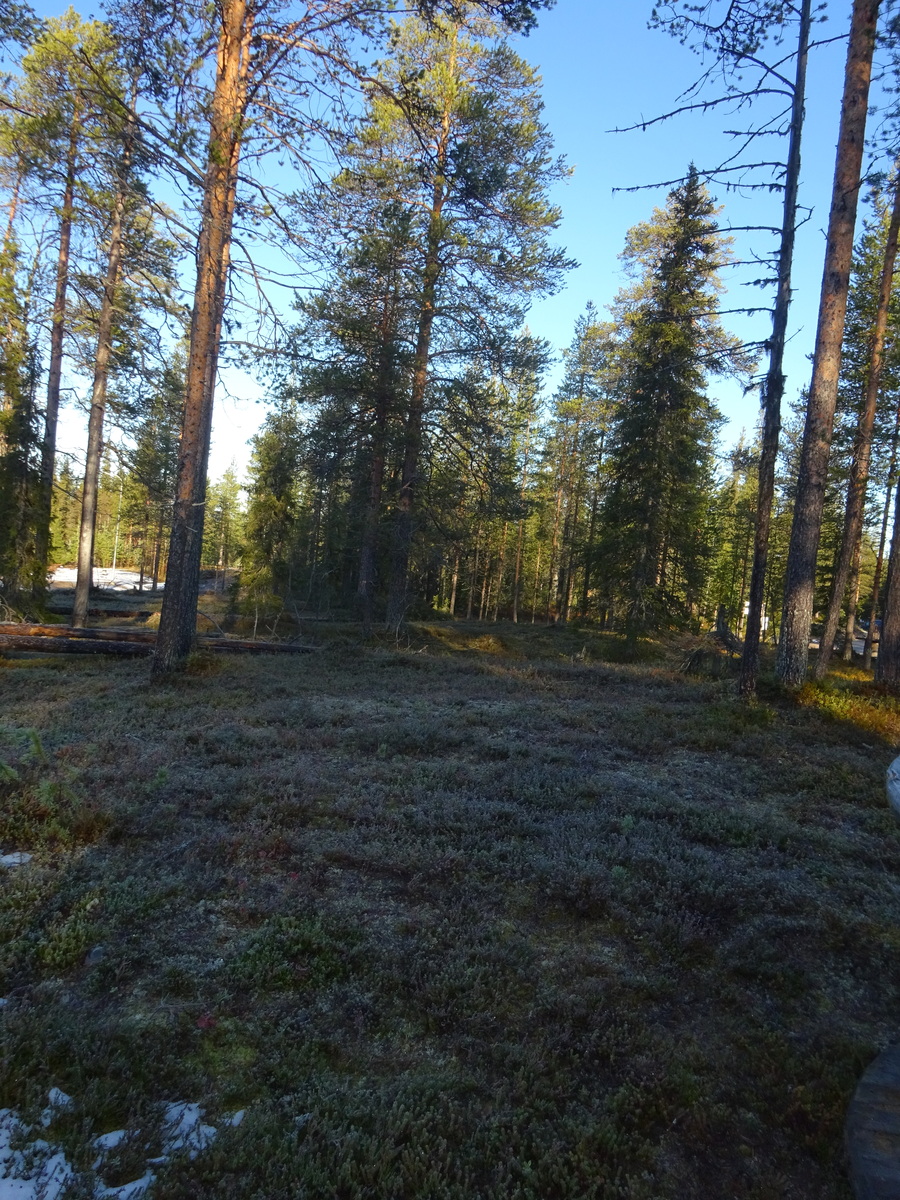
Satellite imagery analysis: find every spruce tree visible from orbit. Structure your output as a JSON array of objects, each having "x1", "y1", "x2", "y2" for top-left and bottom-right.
[
  {"x1": 244, "y1": 398, "x2": 305, "y2": 603},
  {"x1": 544, "y1": 305, "x2": 619, "y2": 623},
  {"x1": 0, "y1": 227, "x2": 39, "y2": 603},
  {"x1": 600, "y1": 169, "x2": 749, "y2": 637}
]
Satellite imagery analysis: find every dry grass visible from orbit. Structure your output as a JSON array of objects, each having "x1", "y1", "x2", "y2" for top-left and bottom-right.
[{"x1": 0, "y1": 623, "x2": 898, "y2": 1198}]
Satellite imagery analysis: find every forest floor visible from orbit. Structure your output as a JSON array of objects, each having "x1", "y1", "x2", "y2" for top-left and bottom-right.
[{"x1": 1, "y1": 620, "x2": 899, "y2": 1199}]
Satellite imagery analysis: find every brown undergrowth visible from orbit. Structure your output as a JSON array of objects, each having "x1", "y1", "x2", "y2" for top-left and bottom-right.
[{"x1": 0, "y1": 623, "x2": 898, "y2": 1198}]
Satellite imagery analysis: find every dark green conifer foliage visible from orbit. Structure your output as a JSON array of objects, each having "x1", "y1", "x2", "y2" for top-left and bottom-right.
[
  {"x1": 203, "y1": 467, "x2": 244, "y2": 577},
  {"x1": 126, "y1": 356, "x2": 184, "y2": 589},
  {"x1": 244, "y1": 399, "x2": 305, "y2": 603},
  {"x1": 708, "y1": 439, "x2": 759, "y2": 633},
  {"x1": 600, "y1": 168, "x2": 747, "y2": 636},
  {"x1": 51, "y1": 459, "x2": 80, "y2": 565},
  {"x1": 0, "y1": 232, "x2": 40, "y2": 603},
  {"x1": 543, "y1": 304, "x2": 619, "y2": 623}
]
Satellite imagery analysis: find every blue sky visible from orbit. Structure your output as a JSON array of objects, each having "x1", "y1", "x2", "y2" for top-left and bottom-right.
[
  {"x1": 517, "y1": 0, "x2": 852, "y2": 447},
  {"x1": 31, "y1": 0, "x2": 868, "y2": 478}
]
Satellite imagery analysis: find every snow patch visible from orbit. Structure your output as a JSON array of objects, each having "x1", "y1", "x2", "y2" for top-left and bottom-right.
[
  {"x1": 0, "y1": 1094, "x2": 235, "y2": 1199},
  {"x1": 159, "y1": 1102, "x2": 216, "y2": 1159},
  {"x1": 93, "y1": 1130, "x2": 127, "y2": 1153},
  {"x1": 0, "y1": 1109, "x2": 73, "y2": 1200},
  {"x1": 49, "y1": 568, "x2": 162, "y2": 593},
  {"x1": 0, "y1": 855, "x2": 32, "y2": 870},
  {"x1": 94, "y1": 1172, "x2": 155, "y2": 1199}
]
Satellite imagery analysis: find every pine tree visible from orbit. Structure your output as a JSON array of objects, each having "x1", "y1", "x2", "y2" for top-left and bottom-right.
[
  {"x1": 290, "y1": 202, "x2": 416, "y2": 630},
  {"x1": 323, "y1": 11, "x2": 570, "y2": 629},
  {"x1": 3, "y1": 13, "x2": 122, "y2": 581},
  {"x1": 149, "y1": 0, "x2": 558, "y2": 672},
  {"x1": 777, "y1": 0, "x2": 880, "y2": 685},
  {"x1": 816, "y1": 180, "x2": 900, "y2": 674}
]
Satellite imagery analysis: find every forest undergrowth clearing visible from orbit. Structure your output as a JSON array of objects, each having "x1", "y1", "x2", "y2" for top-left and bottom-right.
[{"x1": 0, "y1": 623, "x2": 898, "y2": 1199}]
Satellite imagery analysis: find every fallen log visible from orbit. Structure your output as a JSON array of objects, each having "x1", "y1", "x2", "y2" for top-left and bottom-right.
[
  {"x1": 201, "y1": 638, "x2": 318, "y2": 654},
  {"x1": 0, "y1": 634, "x2": 152, "y2": 656},
  {"x1": 0, "y1": 623, "x2": 157, "y2": 642},
  {"x1": 47, "y1": 608, "x2": 155, "y2": 619},
  {"x1": 681, "y1": 644, "x2": 735, "y2": 678},
  {"x1": 0, "y1": 626, "x2": 318, "y2": 656},
  {"x1": 714, "y1": 606, "x2": 744, "y2": 656}
]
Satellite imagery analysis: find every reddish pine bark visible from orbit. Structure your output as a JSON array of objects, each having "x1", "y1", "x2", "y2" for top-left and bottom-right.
[
  {"x1": 776, "y1": 0, "x2": 880, "y2": 686},
  {"x1": 738, "y1": 0, "x2": 810, "y2": 697},
  {"x1": 815, "y1": 170, "x2": 900, "y2": 677},
  {"x1": 35, "y1": 117, "x2": 78, "y2": 578},
  {"x1": 152, "y1": 0, "x2": 252, "y2": 674},
  {"x1": 72, "y1": 109, "x2": 134, "y2": 628}
]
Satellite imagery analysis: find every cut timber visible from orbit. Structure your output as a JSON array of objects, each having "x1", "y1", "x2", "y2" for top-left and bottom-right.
[
  {"x1": 199, "y1": 639, "x2": 318, "y2": 655},
  {"x1": 0, "y1": 625, "x2": 318, "y2": 656}
]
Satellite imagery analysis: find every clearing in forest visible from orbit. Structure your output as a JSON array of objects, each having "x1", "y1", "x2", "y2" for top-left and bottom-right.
[{"x1": 0, "y1": 624, "x2": 898, "y2": 1199}]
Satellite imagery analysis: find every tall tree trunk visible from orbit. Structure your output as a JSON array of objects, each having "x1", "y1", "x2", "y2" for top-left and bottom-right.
[
  {"x1": 35, "y1": 115, "x2": 79, "y2": 581},
  {"x1": 384, "y1": 231, "x2": 440, "y2": 628},
  {"x1": 841, "y1": 540, "x2": 863, "y2": 659},
  {"x1": 152, "y1": 0, "x2": 251, "y2": 674},
  {"x1": 876, "y1": 479, "x2": 900, "y2": 683},
  {"x1": 531, "y1": 542, "x2": 541, "y2": 623},
  {"x1": 738, "y1": 0, "x2": 811, "y2": 697},
  {"x1": 72, "y1": 110, "x2": 134, "y2": 628},
  {"x1": 546, "y1": 477, "x2": 564, "y2": 623},
  {"x1": 449, "y1": 550, "x2": 459, "y2": 615},
  {"x1": 560, "y1": 471, "x2": 584, "y2": 623},
  {"x1": 511, "y1": 519, "x2": 525, "y2": 623},
  {"x1": 478, "y1": 552, "x2": 490, "y2": 620},
  {"x1": 358, "y1": 275, "x2": 398, "y2": 634},
  {"x1": 735, "y1": 514, "x2": 754, "y2": 636},
  {"x1": 864, "y1": 409, "x2": 899, "y2": 669},
  {"x1": 777, "y1": 0, "x2": 879, "y2": 686},
  {"x1": 151, "y1": 506, "x2": 164, "y2": 591},
  {"x1": 467, "y1": 524, "x2": 481, "y2": 620},
  {"x1": 492, "y1": 521, "x2": 508, "y2": 621},
  {"x1": 580, "y1": 452, "x2": 604, "y2": 616},
  {"x1": 3, "y1": 166, "x2": 21, "y2": 248},
  {"x1": 138, "y1": 504, "x2": 148, "y2": 592},
  {"x1": 357, "y1": 385, "x2": 389, "y2": 634},
  {"x1": 511, "y1": 420, "x2": 532, "y2": 624},
  {"x1": 384, "y1": 41, "x2": 454, "y2": 630},
  {"x1": 0, "y1": 165, "x2": 22, "y2": 460},
  {"x1": 815, "y1": 169, "x2": 900, "y2": 677}
]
